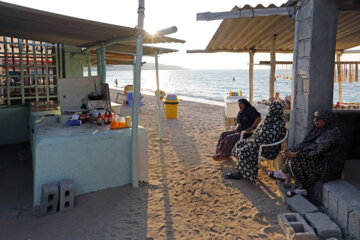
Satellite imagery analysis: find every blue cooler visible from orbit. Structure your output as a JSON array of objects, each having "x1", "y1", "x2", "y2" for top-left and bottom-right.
[{"x1": 127, "y1": 91, "x2": 142, "y2": 106}]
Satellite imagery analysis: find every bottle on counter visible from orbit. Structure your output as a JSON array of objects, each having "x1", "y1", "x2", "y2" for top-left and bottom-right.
[
  {"x1": 104, "y1": 111, "x2": 109, "y2": 124},
  {"x1": 108, "y1": 111, "x2": 112, "y2": 123},
  {"x1": 97, "y1": 112, "x2": 103, "y2": 126}
]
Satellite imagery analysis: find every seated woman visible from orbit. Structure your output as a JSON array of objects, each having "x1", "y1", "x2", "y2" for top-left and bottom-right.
[
  {"x1": 268, "y1": 110, "x2": 345, "y2": 197},
  {"x1": 213, "y1": 99, "x2": 261, "y2": 161},
  {"x1": 227, "y1": 102, "x2": 287, "y2": 183}
]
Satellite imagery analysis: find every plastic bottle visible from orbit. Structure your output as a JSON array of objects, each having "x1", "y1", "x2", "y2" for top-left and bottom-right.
[
  {"x1": 120, "y1": 117, "x2": 126, "y2": 128},
  {"x1": 125, "y1": 116, "x2": 132, "y2": 128},
  {"x1": 104, "y1": 111, "x2": 109, "y2": 124},
  {"x1": 229, "y1": 90, "x2": 232, "y2": 96},
  {"x1": 97, "y1": 112, "x2": 103, "y2": 126}
]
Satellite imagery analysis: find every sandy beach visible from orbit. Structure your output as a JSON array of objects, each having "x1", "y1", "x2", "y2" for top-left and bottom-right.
[{"x1": 0, "y1": 89, "x2": 288, "y2": 240}]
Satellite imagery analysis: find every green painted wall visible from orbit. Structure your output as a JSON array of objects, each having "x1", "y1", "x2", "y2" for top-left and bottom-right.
[
  {"x1": 0, "y1": 105, "x2": 29, "y2": 145},
  {"x1": 64, "y1": 46, "x2": 88, "y2": 78}
]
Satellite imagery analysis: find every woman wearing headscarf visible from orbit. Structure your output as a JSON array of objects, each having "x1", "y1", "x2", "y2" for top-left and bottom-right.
[
  {"x1": 213, "y1": 99, "x2": 261, "y2": 161},
  {"x1": 227, "y1": 102, "x2": 286, "y2": 183},
  {"x1": 268, "y1": 110, "x2": 345, "y2": 197}
]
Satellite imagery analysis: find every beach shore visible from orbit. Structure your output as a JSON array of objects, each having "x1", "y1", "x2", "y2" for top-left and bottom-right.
[{"x1": 0, "y1": 89, "x2": 288, "y2": 240}]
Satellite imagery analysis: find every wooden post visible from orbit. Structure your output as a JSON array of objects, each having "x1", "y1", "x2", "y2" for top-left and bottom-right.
[
  {"x1": 249, "y1": 51, "x2": 254, "y2": 104},
  {"x1": 87, "y1": 53, "x2": 92, "y2": 77},
  {"x1": 269, "y1": 34, "x2": 277, "y2": 99},
  {"x1": 337, "y1": 53, "x2": 342, "y2": 103},
  {"x1": 100, "y1": 42, "x2": 106, "y2": 83}
]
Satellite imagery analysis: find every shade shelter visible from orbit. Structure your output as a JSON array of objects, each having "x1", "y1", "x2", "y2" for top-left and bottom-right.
[
  {"x1": 188, "y1": 2, "x2": 360, "y2": 104},
  {"x1": 0, "y1": 0, "x2": 184, "y2": 197}
]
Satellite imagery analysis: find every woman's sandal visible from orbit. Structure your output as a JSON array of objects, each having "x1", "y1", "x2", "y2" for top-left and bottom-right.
[
  {"x1": 226, "y1": 171, "x2": 242, "y2": 179},
  {"x1": 267, "y1": 171, "x2": 286, "y2": 182}
]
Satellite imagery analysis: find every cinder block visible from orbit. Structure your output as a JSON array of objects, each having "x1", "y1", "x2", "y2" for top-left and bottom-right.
[
  {"x1": 278, "y1": 213, "x2": 317, "y2": 240},
  {"x1": 348, "y1": 208, "x2": 360, "y2": 240},
  {"x1": 59, "y1": 179, "x2": 75, "y2": 212},
  {"x1": 304, "y1": 212, "x2": 342, "y2": 239},
  {"x1": 40, "y1": 182, "x2": 59, "y2": 216},
  {"x1": 327, "y1": 191, "x2": 338, "y2": 222},
  {"x1": 286, "y1": 194, "x2": 319, "y2": 216},
  {"x1": 322, "y1": 185, "x2": 329, "y2": 209},
  {"x1": 277, "y1": 182, "x2": 295, "y2": 204}
]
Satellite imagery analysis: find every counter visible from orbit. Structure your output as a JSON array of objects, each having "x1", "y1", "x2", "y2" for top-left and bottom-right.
[{"x1": 30, "y1": 114, "x2": 148, "y2": 206}]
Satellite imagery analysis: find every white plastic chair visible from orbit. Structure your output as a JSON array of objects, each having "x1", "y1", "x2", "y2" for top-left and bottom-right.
[
  {"x1": 240, "y1": 130, "x2": 288, "y2": 169},
  {"x1": 258, "y1": 130, "x2": 288, "y2": 162}
]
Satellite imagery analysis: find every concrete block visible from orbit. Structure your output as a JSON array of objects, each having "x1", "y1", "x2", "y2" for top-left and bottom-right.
[
  {"x1": 59, "y1": 179, "x2": 75, "y2": 212},
  {"x1": 336, "y1": 198, "x2": 350, "y2": 230},
  {"x1": 304, "y1": 212, "x2": 342, "y2": 239},
  {"x1": 327, "y1": 191, "x2": 338, "y2": 222},
  {"x1": 348, "y1": 208, "x2": 360, "y2": 240},
  {"x1": 299, "y1": 19, "x2": 312, "y2": 40},
  {"x1": 299, "y1": 1, "x2": 313, "y2": 20},
  {"x1": 322, "y1": 184, "x2": 329, "y2": 209},
  {"x1": 297, "y1": 58, "x2": 310, "y2": 76},
  {"x1": 278, "y1": 213, "x2": 317, "y2": 240},
  {"x1": 286, "y1": 195, "x2": 319, "y2": 216},
  {"x1": 277, "y1": 182, "x2": 295, "y2": 204},
  {"x1": 298, "y1": 40, "x2": 311, "y2": 58},
  {"x1": 40, "y1": 182, "x2": 59, "y2": 216}
]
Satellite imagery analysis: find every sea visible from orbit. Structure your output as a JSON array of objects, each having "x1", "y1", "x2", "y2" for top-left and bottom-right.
[{"x1": 91, "y1": 69, "x2": 360, "y2": 106}]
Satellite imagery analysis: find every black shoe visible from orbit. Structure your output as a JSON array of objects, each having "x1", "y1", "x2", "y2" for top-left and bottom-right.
[{"x1": 226, "y1": 171, "x2": 242, "y2": 179}]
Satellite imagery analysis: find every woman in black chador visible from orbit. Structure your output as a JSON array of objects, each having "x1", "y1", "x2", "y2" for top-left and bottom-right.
[
  {"x1": 213, "y1": 99, "x2": 261, "y2": 161},
  {"x1": 268, "y1": 110, "x2": 345, "y2": 198}
]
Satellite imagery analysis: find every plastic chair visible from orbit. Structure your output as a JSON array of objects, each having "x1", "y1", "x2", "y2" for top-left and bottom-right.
[
  {"x1": 258, "y1": 130, "x2": 288, "y2": 162},
  {"x1": 240, "y1": 130, "x2": 288, "y2": 170}
]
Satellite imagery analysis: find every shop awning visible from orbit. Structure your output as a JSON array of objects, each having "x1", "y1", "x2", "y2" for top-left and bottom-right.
[
  {"x1": 0, "y1": 1, "x2": 185, "y2": 48},
  {"x1": 188, "y1": 3, "x2": 360, "y2": 54}
]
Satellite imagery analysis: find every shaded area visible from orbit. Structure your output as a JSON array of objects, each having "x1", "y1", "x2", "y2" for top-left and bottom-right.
[{"x1": 0, "y1": 142, "x2": 33, "y2": 211}]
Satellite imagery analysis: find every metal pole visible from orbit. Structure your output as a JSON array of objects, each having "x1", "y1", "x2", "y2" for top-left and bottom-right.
[
  {"x1": 131, "y1": 0, "x2": 145, "y2": 188},
  {"x1": 155, "y1": 52, "x2": 163, "y2": 139},
  {"x1": 249, "y1": 51, "x2": 254, "y2": 104},
  {"x1": 269, "y1": 34, "x2": 277, "y2": 99}
]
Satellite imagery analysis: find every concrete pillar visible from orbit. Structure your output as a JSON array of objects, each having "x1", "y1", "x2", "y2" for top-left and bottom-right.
[{"x1": 289, "y1": 0, "x2": 338, "y2": 146}]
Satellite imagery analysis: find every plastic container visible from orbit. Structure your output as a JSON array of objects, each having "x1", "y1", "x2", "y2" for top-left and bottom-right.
[
  {"x1": 127, "y1": 91, "x2": 142, "y2": 106},
  {"x1": 224, "y1": 95, "x2": 246, "y2": 118},
  {"x1": 124, "y1": 85, "x2": 133, "y2": 95},
  {"x1": 125, "y1": 116, "x2": 132, "y2": 128},
  {"x1": 164, "y1": 94, "x2": 179, "y2": 119}
]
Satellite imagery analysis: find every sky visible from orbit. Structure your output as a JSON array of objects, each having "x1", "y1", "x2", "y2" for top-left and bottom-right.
[{"x1": 2, "y1": 0, "x2": 359, "y2": 69}]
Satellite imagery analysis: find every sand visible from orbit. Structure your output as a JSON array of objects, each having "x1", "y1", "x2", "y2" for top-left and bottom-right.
[{"x1": 0, "y1": 89, "x2": 288, "y2": 240}]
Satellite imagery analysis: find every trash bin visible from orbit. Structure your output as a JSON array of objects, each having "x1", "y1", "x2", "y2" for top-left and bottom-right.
[
  {"x1": 127, "y1": 91, "x2": 142, "y2": 106},
  {"x1": 164, "y1": 94, "x2": 179, "y2": 119}
]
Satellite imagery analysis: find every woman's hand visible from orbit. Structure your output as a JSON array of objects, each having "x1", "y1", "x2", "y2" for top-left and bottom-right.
[{"x1": 281, "y1": 148, "x2": 297, "y2": 158}]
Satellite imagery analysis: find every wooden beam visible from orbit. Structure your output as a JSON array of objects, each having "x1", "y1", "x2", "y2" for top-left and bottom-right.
[
  {"x1": 186, "y1": 49, "x2": 293, "y2": 54},
  {"x1": 269, "y1": 35, "x2": 276, "y2": 99},
  {"x1": 197, "y1": 7, "x2": 294, "y2": 21},
  {"x1": 337, "y1": 54, "x2": 343, "y2": 103},
  {"x1": 249, "y1": 51, "x2": 254, "y2": 104}
]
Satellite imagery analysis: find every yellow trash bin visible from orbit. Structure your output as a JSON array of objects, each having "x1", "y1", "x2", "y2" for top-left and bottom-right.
[{"x1": 164, "y1": 94, "x2": 179, "y2": 119}]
